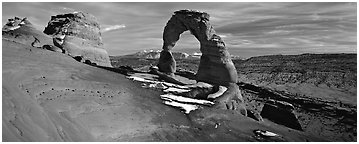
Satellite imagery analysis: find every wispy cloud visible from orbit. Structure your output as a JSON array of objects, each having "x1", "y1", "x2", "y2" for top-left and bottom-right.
[
  {"x1": 2, "y1": 2, "x2": 356, "y2": 57},
  {"x1": 101, "y1": 24, "x2": 126, "y2": 33}
]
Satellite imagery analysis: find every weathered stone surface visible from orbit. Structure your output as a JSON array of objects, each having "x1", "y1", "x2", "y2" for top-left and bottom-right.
[
  {"x1": 2, "y1": 17, "x2": 26, "y2": 32},
  {"x1": 158, "y1": 9, "x2": 238, "y2": 86},
  {"x1": 213, "y1": 83, "x2": 247, "y2": 116},
  {"x1": 260, "y1": 100, "x2": 303, "y2": 131},
  {"x1": 43, "y1": 12, "x2": 112, "y2": 67},
  {"x1": 158, "y1": 50, "x2": 176, "y2": 75},
  {"x1": 42, "y1": 44, "x2": 63, "y2": 53},
  {"x1": 2, "y1": 17, "x2": 52, "y2": 47},
  {"x1": 247, "y1": 109, "x2": 264, "y2": 122}
]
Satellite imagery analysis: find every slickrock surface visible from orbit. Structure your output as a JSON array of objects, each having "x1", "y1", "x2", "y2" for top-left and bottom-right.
[
  {"x1": 2, "y1": 38, "x2": 323, "y2": 142},
  {"x1": 3, "y1": 10, "x2": 340, "y2": 142}
]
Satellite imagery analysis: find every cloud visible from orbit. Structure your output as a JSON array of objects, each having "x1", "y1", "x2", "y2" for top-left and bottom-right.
[
  {"x1": 101, "y1": 24, "x2": 126, "y2": 33},
  {"x1": 218, "y1": 34, "x2": 227, "y2": 38},
  {"x1": 2, "y1": 2, "x2": 356, "y2": 57}
]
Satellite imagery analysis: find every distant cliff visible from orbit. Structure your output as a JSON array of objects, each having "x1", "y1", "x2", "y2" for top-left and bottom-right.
[
  {"x1": 111, "y1": 53, "x2": 356, "y2": 104},
  {"x1": 233, "y1": 53, "x2": 357, "y2": 104}
]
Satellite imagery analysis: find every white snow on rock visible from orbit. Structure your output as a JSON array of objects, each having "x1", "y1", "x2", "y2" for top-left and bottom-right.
[
  {"x1": 127, "y1": 75, "x2": 190, "y2": 89},
  {"x1": 160, "y1": 93, "x2": 214, "y2": 114},
  {"x1": 163, "y1": 100, "x2": 199, "y2": 114},
  {"x1": 160, "y1": 93, "x2": 214, "y2": 106},
  {"x1": 127, "y1": 75, "x2": 155, "y2": 83},
  {"x1": 162, "y1": 82, "x2": 189, "y2": 89},
  {"x1": 254, "y1": 130, "x2": 280, "y2": 137},
  {"x1": 5, "y1": 25, "x2": 21, "y2": 31},
  {"x1": 141, "y1": 83, "x2": 168, "y2": 89},
  {"x1": 127, "y1": 74, "x2": 224, "y2": 114},
  {"x1": 163, "y1": 87, "x2": 190, "y2": 93},
  {"x1": 208, "y1": 86, "x2": 227, "y2": 99}
]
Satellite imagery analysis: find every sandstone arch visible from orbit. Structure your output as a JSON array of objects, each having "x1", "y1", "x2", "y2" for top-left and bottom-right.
[{"x1": 158, "y1": 10, "x2": 238, "y2": 86}]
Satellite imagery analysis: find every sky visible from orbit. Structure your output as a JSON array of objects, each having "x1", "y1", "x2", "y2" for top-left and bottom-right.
[{"x1": 2, "y1": 2, "x2": 357, "y2": 58}]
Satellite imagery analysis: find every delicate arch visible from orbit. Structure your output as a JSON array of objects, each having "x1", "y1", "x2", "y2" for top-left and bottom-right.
[{"x1": 158, "y1": 10, "x2": 238, "y2": 85}]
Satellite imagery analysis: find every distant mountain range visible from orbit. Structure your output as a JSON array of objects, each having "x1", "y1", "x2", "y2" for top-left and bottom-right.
[
  {"x1": 115, "y1": 49, "x2": 201, "y2": 59},
  {"x1": 112, "y1": 49, "x2": 244, "y2": 59}
]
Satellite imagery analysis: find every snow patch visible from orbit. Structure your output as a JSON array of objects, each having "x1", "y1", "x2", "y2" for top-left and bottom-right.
[
  {"x1": 7, "y1": 26, "x2": 21, "y2": 31},
  {"x1": 160, "y1": 93, "x2": 214, "y2": 106},
  {"x1": 208, "y1": 86, "x2": 227, "y2": 99},
  {"x1": 192, "y1": 52, "x2": 202, "y2": 56},
  {"x1": 127, "y1": 76, "x2": 155, "y2": 83},
  {"x1": 254, "y1": 129, "x2": 280, "y2": 137},
  {"x1": 163, "y1": 87, "x2": 190, "y2": 93},
  {"x1": 163, "y1": 100, "x2": 199, "y2": 114},
  {"x1": 127, "y1": 74, "x2": 222, "y2": 114},
  {"x1": 141, "y1": 83, "x2": 168, "y2": 89}
]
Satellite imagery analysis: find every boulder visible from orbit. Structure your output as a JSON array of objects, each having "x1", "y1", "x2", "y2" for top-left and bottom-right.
[
  {"x1": 260, "y1": 100, "x2": 303, "y2": 131},
  {"x1": 158, "y1": 10, "x2": 238, "y2": 86},
  {"x1": 43, "y1": 12, "x2": 112, "y2": 67}
]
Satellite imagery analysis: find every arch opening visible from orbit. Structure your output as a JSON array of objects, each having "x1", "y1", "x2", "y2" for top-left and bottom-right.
[{"x1": 157, "y1": 10, "x2": 238, "y2": 86}]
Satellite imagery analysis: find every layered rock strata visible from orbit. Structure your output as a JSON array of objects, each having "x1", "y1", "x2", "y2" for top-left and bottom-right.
[
  {"x1": 43, "y1": 12, "x2": 112, "y2": 67},
  {"x1": 158, "y1": 10, "x2": 238, "y2": 86},
  {"x1": 2, "y1": 17, "x2": 52, "y2": 47}
]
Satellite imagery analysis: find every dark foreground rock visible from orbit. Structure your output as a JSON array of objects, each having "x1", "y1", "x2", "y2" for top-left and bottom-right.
[
  {"x1": 260, "y1": 100, "x2": 303, "y2": 131},
  {"x1": 238, "y1": 81, "x2": 356, "y2": 141}
]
